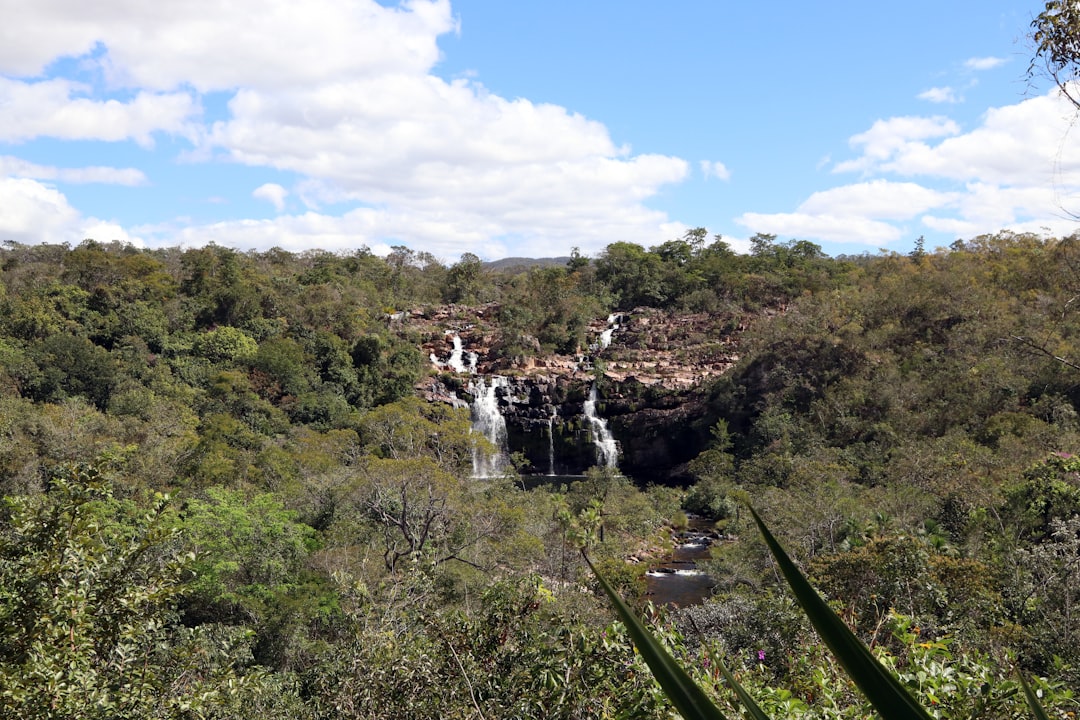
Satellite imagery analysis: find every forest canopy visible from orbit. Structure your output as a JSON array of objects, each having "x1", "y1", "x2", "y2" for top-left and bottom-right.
[{"x1": 0, "y1": 233, "x2": 1078, "y2": 717}]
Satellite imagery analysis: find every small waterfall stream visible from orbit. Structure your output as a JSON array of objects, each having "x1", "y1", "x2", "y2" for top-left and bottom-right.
[
  {"x1": 446, "y1": 334, "x2": 466, "y2": 373},
  {"x1": 469, "y1": 376, "x2": 509, "y2": 477},
  {"x1": 547, "y1": 407, "x2": 558, "y2": 476},
  {"x1": 583, "y1": 383, "x2": 618, "y2": 469},
  {"x1": 430, "y1": 332, "x2": 475, "y2": 374}
]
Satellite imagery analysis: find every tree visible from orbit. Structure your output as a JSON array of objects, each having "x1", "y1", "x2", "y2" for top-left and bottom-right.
[
  {"x1": 1031, "y1": 0, "x2": 1080, "y2": 109},
  {"x1": 443, "y1": 252, "x2": 484, "y2": 304},
  {"x1": 0, "y1": 464, "x2": 272, "y2": 719}
]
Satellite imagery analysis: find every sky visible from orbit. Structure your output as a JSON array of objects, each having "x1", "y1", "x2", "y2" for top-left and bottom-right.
[{"x1": 0, "y1": 0, "x2": 1077, "y2": 261}]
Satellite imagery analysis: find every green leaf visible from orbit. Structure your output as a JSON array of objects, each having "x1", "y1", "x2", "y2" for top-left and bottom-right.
[
  {"x1": 583, "y1": 553, "x2": 729, "y2": 720},
  {"x1": 747, "y1": 505, "x2": 934, "y2": 720},
  {"x1": 711, "y1": 649, "x2": 772, "y2": 720},
  {"x1": 1019, "y1": 673, "x2": 1052, "y2": 720}
]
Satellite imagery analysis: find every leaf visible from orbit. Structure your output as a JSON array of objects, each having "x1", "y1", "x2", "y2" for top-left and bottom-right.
[
  {"x1": 747, "y1": 505, "x2": 934, "y2": 720},
  {"x1": 583, "y1": 552, "x2": 729, "y2": 720},
  {"x1": 711, "y1": 649, "x2": 772, "y2": 720},
  {"x1": 1019, "y1": 673, "x2": 1052, "y2": 720}
]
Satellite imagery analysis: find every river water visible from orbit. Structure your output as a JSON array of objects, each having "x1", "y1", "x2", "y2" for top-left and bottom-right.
[
  {"x1": 643, "y1": 516, "x2": 718, "y2": 607},
  {"x1": 516, "y1": 476, "x2": 717, "y2": 606}
]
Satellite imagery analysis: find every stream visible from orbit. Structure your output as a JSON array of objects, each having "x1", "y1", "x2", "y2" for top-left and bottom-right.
[
  {"x1": 643, "y1": 516, "x2": 718, "y2": 607},
  {"x1": 515, "y1": 476, "x2": 718, "y2": 607}
]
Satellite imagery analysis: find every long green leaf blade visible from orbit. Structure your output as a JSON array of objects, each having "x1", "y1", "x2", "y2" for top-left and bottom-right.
[
  {"x1": 1019, "y1": 673, "x2": 1052, "y2": 720},
  {"x1": 748, "y1": 505, "x2": 933, "y2": 720},
  {"x1": 712, "y1": 651, "x2": 772, "y2": 720},
  {"x1": 584, "y1": 553, "x2": 729, "y2": 720}
]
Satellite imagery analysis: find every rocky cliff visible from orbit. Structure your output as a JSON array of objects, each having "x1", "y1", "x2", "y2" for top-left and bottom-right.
[{"x1": 406, "y1": 304, "x2": 744, "y2": 482}]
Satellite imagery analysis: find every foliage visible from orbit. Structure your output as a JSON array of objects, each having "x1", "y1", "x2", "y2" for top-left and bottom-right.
[
  {"x1": 1031, "y1": 0, "x2": 1080, "y2": 109},
  {"x1": 0, "y1": 464, "x2": 282, "y2": 719}
]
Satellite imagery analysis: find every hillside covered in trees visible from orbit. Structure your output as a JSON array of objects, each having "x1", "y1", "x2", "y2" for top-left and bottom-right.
[{"x1": 0, "y1": 232, "x2": 1079, "y2": 718}]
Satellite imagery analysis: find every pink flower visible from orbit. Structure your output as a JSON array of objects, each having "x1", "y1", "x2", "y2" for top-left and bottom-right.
[{"x1": 757, "y1": 650, "x2": 766, "y2": 662}]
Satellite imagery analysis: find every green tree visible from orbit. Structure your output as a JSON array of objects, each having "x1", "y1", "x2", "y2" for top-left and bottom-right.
[
  {"x1": 181, "y1": 486, "x2": 318, "y2": 626},
  {"x1": 1031, "y1": 0, "x2": 1080, "y2": 109},
  {"x1": 443, "y1": 252, "x2": 484, "y2": 304},
  {"x1": 0, "y1": 464, "x2": 270, "y2": 719}
]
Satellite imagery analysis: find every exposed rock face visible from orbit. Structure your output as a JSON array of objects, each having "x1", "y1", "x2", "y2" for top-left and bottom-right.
[{"x1": 408, "y1": 304, "x2": 742, "y2": 482}]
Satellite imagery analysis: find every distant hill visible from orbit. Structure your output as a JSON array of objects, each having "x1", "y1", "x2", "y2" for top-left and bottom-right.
[{"x1": 483, "y1": 256, "x2": 573, "y2": 272}]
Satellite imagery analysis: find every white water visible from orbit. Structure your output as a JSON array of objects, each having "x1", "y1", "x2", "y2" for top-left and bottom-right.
[
  {"x1": 583, "y1": 383, "x2": 618, "y2": 469},
  {"x1": 646, "y1": 569, "x2": 705, "y2": 577},
  {"x1": 447, "y1": 333, "x2": 466, "y2": 373},
  {"x1": 469, "y1": 376, "x2": 509, "y2": 477},
  {"x1": 598, "y1": 313, "x2": 623, "y2": 350},
  {"x1": 547, "y1": 407, "x2": 558, "y2": 476},
  {"x1": 430, "y1": 332, "x2": 474, "y2": 374}
]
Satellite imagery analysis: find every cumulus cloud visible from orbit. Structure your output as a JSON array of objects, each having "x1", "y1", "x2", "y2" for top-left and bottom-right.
[
  {"x1": 798, "y1": 180, "x2": 954, "y2": 220},
  {"x1": 0, "y1": 156, "x2": 147, "y2": 184},
  {"x1": 833, "y1": 116, "x2": 960, "y2": 174},
  {"x1": 0, "y1": 78, "x2": 197, "y2": 146},
  {"x1": 837, "y1": 88, "x2": 1080, "y2": 186},
  {"x1": 0, "y1": 177, "x2": 137, "y2": 245},
  {"x1": 0, "y1": 0, "x2": 455, "y2": 91},
  {"x1": 734, "y1": 180, "x2": 952, "y2": 246},
  {"x1": 736, "y1": 211, "x2": 903, "y2": 245},
  {"x1": 252, "y1": 183, "x2": 288, "y2": 212},
  {"x1": 741, "y1": 85, "x2": 1080, "y2": 248},
  {"x1": 0, "y1": 0, "x2": 689, "y2": 256},
  {"x1": 964, "y1": 56, "x2": 1007, "y2": 71},
  {"x1": 700, "y1": 160, "x2": 731, "y2": 181},
  {"x1": 918, "y1": 86, "x2": 960, "y2": 104},
  {"x1": 196, "y1": 74, "x2": 688, "y2": 255}
]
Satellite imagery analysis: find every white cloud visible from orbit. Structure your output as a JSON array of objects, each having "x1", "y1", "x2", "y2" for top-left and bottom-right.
[
  {"x1": 700, "y1": 160, "x2": 731, "y2": 181},
  {"x1": 194, "y1": 75, "x2": 688, "y2": 255},
  {"x1": 0, "y1": 177, "x2": 137, "y2": 245},
  {"x1": 799, "y1": 180, "x2": 954, "y2": 220},
  {"x1": 918, "y1": 86, "x2": 960, "y2": 104},
  {"x1": 964, "y1": 56, "x2": 1007, "y2": 71},
  {"x1": 0, "y1": 156, "x2": 147, "y2": 185},
  {"x1": 0, "y1": 0, "x2": 455, "y2": 91},
  {"x1": 252, "y1": 183, "x2": 288, "y2": 212},
  {"x1": 0, "y1": 0, "x2": 689, "y2": 256},
  {"x1": 838, "y1": 87, "x2": 1080, "y2": 186},
  {"x1": 733, "y1": 180, "x2": 952, "y2": 246},
  {"x1": 0, "y1": 78, "x2": 197, "y2": 146},
  {"x1": 137, "y1": 190, "x2": 685, "y2": 262},
  {"x1": 735, "y1": 211, "x2": 903, "y2": 245},
  {"x1": 737, "y1": 84, "x2": 1080, "y2": 249},
  {"x1": 834, "y1": 116, "x2": 960, "y2": 174}
]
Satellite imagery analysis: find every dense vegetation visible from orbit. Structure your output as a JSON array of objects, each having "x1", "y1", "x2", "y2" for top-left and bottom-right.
[{"x1": 0, "y1": 233, "x2": 1078, "y2": 717}]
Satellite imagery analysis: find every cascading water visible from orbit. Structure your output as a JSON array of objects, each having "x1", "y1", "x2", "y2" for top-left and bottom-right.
[
  {"x1": 547, "y1": 407, "x2": 558, "y2": 476},
  {"x1": 598, "y1": 313, "x2": 623, "y2": 350},
  {"x1": 430, "y1": 332, "x2": 473, "y2": 374},
  {"x1": 446, "y1": 333, "x2": 466, "y2": 373},
  {"x1": 469, "y1": 376, "x2": 509, "y2": 477},
  {"x1": 583, "y1": 383, "x2": 618, "y2": 469}
]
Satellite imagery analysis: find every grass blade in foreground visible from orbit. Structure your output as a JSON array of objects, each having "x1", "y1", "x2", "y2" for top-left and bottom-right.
[
  {"x1": 1019, "y1": 673, "x2": 1052, "y2": 720},
  {"x1": 748, "y1": 505, "x2": 934, "y2": 720},
  {"x1": 583, "y1": 553, "x2": 730, "y2": 720},
  {"x1": 711, "y1": 649, "x2": 772, "y2": 720}
]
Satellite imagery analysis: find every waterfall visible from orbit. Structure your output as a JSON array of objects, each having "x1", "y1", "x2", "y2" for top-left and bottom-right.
[
  {"x1": 547, "y1": 407, "x2": 558, "y2": 476},
  {"x1": 430, "y1": 332, "x2": 473, "y2": 374},
  {"x1": 583, "y1": 383, "x2": 618, "y2": 469},
  {"x1": 469, "y1": 376, "x2": 509, "y2": 477},
  {"x1": 447, "y1": 333, "x2": 466, "y2": 373},
  {"x1": 598, "y1": 313, "x2": 623, "y2": 350}
]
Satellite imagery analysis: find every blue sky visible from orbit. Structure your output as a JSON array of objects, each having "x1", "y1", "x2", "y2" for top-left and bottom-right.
[{"x1": 0, "y1": 0, "x2": 1075, "y2": 260}]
